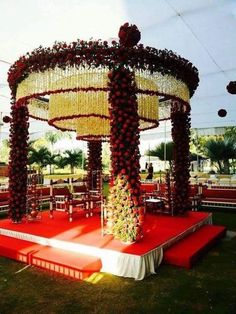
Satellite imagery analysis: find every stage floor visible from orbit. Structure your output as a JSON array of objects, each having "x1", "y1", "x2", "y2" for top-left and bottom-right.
[{"x1": 0, "y1": 211, "x2": 212, "y2": 279}]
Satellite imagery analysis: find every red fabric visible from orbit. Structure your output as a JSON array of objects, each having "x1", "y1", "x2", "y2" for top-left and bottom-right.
[
  {"x1": 73, "y1": 185, "x2": 87, "y2": 193},
  {"x1": 202, "y1": 187, "x2": 236, "y2": 199},
  {"x1": 141, "y1": 183, "x2": 157, "y2": 193},
  {"x1": 0, "y1": 211, "x2": 211, "y2": 256},
  {"x1": 53, "y1": 187, "x2": 70, "y2": 196},
  {"x1": 0, "y1": 192, "x2": 9, "y2": 202},
  {"x1": 37, "y1": 187, "x2": 50, "y2": 196},
  {"x1": 203, "y1": 197, "x2": 236, "y2": 203},
  {"x1": 0, "y1": 200, "x2": 9, "y2": 206},
  {"x1": 164, "y1": 225, "x2": 226, "y2": 268},
  {"x1": 189, "y1": 185, "x2": 198, "y2": 197}
]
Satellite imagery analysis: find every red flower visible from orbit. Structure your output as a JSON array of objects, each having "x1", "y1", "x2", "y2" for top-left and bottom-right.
[
  {"x1": 118, "y1": 22, "x2": 141, "y2": 47},
  {"x1": 3, "y1": 115, "x2": 11, "y2": 123}
]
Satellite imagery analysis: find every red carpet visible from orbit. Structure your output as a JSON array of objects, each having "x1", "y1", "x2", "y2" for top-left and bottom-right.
[{"x1": 163, "y1": 225, "x2": 226, "y2": 268}]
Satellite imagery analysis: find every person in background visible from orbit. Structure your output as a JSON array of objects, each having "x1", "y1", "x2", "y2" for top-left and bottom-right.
[{"x1": 146, "y1": 163, "x2": 153, "y2": 180}]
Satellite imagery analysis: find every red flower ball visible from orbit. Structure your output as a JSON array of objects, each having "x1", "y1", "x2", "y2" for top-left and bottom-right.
[
  {"x1": 226, "y1": 81, "x2": 236, "y2": 94},
  {"x1": 118, "y1": 22, "x2": 141, "y2": 47},
  {"x1": 3, "y1": 115, "x2": 11, "y2": 123},
  {"x1": 218, "y1": 109, "x2": 227, "y2": 117}
]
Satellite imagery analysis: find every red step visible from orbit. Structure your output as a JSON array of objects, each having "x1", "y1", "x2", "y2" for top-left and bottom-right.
[
  {"x1": 0, "y1": 234, "x2": 41, "y2": 263},
  {"x1": 31, "y1": 247, "x2": 102, "y2": 280},
  {"x1": 0, "y1": 235, "x2": 102, "y2": 280},
  {"x1": 163, "y1": 225, "x2": 226, "y2": 268}
]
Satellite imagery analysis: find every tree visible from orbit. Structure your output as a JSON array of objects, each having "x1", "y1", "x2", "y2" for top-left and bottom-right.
[
  {"x1": 0, "y1": 139, "x2": 10, "y2": 163},
  {"x1": 46, "y1": 153, "x2": 59, "y2": 174},
  {"x1": 147, "y1": 142, "x2": 174, "y2": 172},
  {"x1": 61, "y1": 149, "x2": 83, "y2": 174},
  {"x1": 28, "y1": 147, "x2": 52, "y2": 173},
  {"x1": 44, "y1": 130, "x2": 72, "y2": 153},
  {"x1": 224, "y1": 127, "x2": 236, "y2": 139},
  {"x1": 204, "y1": 138, "x2": 236, "y2": 174}
]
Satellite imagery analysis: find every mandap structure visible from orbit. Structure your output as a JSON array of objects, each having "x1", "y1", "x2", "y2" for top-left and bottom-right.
[{"x1": 7, "y1": 23, "x2": 199, "y2": 243}]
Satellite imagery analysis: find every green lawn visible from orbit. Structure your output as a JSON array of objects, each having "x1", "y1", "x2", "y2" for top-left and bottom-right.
[{"x1": 0, "y1": 211, "x2": 236, "y2": 314}]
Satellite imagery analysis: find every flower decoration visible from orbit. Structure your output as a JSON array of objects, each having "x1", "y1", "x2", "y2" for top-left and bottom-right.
[
  {"x1": 171, "y1": 102, "x2": 191, "y2": 214},
  {"x1": 87, "y1": 141, "x2": 102, "y2": 190},
  {"x1": 3, "y1": 115, "x2": 11, "y2": 123},
  {"x1": 8, "y1": 36, "x2": 199, "y2": 98},
  {"x1": 118, "y1": 22, "x2": 141, "y2": 47},
  {"x1": 218, "y1": 109, "x2": 227, "y2": 117},
  {"x1": 106, "y1": 67, "x2": 143, "y2": 242},
  {"x1": 8, "y1": 103, "x2": 29, "y2": 222},
  {"x1": 226, "y1": 81, "x2": 236, "y2": 94},
  {"x1": 106, "y1": 174, "x2": 144, "y2": 243}
]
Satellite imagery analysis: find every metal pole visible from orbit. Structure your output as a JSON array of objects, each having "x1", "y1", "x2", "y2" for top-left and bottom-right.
[{"x1": 164, "y1": 120, "x2": 167, "y2": 170}]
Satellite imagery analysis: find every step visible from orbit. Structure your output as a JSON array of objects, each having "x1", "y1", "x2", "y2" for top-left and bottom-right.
[
  {"x1": 0, "y1": 234, "x2": 41, "y2": 263},
  {"x1": 31, "y1": 247, "x2": 102, "y2": 280},
  {"x1": 163, "y1": 225, "x2": 226, "y2": 269},
  {"x1": 0, "y1": 234, "x2": 102, "y2": 280}
]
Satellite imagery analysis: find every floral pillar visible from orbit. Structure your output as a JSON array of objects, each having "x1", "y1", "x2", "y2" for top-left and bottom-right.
[
  {"x1": 87, "y1": 141, "x2": 102, "y2": 190},
  {"x1": 8, "y1": 102, "x2": 29, "y2": 222},
  {"x1": 171, "y1": 100, "x2": 191, "y2": 214},
  {"x1": 106, "y1": 67, "x2": 143, "y2": 243}
]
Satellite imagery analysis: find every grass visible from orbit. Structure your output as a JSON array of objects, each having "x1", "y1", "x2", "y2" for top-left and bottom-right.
[{"x1": 0, "y1": 210, "x2": 236, "y2": 313}]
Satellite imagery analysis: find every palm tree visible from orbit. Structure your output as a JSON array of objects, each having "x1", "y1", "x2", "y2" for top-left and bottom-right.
[
  {"x1": 204, "y1": 138, "x2": 236, "y2": 174},
  {"x1": 46, "y1": 153, "x2": 59, "y2": 174},
  {"x1": 147, "y1": 142, "x2": 174, "y2": 172},
  {"x1": 28, "y1": 147, "x2": 52, "y2": 173},
  {"x1": 61, "y1": 149, "x2": 83, "y2": 174},
  {"x1": 44, "y1": 131, "x2": 72, "y2": 153}
]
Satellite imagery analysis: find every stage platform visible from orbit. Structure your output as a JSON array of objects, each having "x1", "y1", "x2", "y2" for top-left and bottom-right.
[{"x1": 0, "y1": 210, "x2": 214, "y2": 280}]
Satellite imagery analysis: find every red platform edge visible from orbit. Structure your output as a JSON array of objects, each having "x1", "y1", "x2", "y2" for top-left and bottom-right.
[{"x1": 163, "y1": 225, "x2": 226, "y2": 268}]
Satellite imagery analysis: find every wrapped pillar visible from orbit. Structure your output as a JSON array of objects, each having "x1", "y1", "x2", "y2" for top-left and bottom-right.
[
  {"x1": 87, "y1": 140, "x2": 102, "y2": 190},
  {"x1": 171, "y1": 100, "x2": 191, "y2": 214},
  {"x1": 8, "y1": 102, "x2": 29, "y2": 222},
  {"x1": 106, "y1": 67, "x2": 143, "y2": 243}
]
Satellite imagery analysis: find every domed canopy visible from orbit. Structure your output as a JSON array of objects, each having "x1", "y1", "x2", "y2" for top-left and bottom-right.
[{"x1": 8, "y1": 27, "x2": 199, "y2": 140}]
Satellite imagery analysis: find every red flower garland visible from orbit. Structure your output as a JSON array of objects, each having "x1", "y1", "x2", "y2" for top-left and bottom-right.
[
  {"x1": 8, "y1": 36, "x2": 199, "y2": 98},
  {"x1": 8, "y1": 102, "x2": 29, "y2": 222},
  {"x1": 106, "y1": 67, "x2": 143, "y2": 242},
  {"x1": 171, "y1": 102, "x2": 191, "y2": 214},
  {"x1": 87, "y1": 141, "x2": 102, "y2": 190}
]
